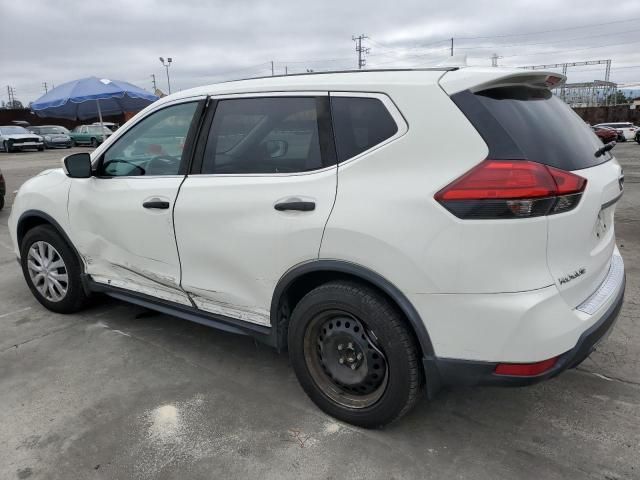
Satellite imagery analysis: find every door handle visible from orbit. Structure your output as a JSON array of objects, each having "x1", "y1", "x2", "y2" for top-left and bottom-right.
[
  {"x1": 143, "y1": 200, "x2": 170, "y2": 209},
  {"x1": 274, "y1": 201, "x2": 316, "y2": 212}
]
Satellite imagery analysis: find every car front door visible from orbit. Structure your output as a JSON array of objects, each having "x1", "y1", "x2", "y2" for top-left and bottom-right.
[
  {"x1": 174, "y1": 94, "x2": 337, "y2": 325},
  {"x1": 68, "y1": 99, "x2": 204, "y2": 304}
]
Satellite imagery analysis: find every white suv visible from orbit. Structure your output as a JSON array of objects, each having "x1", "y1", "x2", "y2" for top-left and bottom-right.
[
  {"x1": 8, "y1": 68, "x2": 626, "y2": 427},
  {"x1": 594, "y1": 122, "x2": 638, "y2": 141}
]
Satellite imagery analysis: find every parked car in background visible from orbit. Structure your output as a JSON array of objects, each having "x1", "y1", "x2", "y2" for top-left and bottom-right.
[
  {"x1": 0, "y1": 165, "x2": 5, "y2": 210},
  {"x1": 92, "y1": 122, "x2": 120, "y2": 131},
  {"x1": 69, "y1": 125, "x2": 113, "y2": 147},
  {"x1": 8, "y1": 68, "x2": 625, "y2": 427},
  {"x1": 595, "y1": 122, "x2": 638, "y2": 141},
  {"x1": 0, "y1": 126, "x2": 44, "y2": 152},
  {"x1": 592, "y1": 126, "x2": 617, "y2": 143},
  {"x1": 29, "y1": 125, "x2": 72, "y2": 149}
]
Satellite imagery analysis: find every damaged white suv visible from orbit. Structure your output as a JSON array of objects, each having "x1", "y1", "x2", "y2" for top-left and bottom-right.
[{"x1": 8, "y1": 68, "x2": 625, "y2": 427}]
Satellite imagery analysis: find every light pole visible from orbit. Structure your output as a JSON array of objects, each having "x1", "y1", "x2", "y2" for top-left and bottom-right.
[{"x1": 159, "y1": 57, "x2": 172, "y2": 94}]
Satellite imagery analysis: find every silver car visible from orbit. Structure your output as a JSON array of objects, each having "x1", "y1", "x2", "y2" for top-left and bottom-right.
[{"x1": 0, "y1": 126, "x2": 44, "y2": 152}]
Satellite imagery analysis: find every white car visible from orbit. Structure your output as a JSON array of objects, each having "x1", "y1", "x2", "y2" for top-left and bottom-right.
[
  {"x1": 8, "y1": 68, "x2": 625, "y2": 427},
  {"x1": 594, "y1": 122, "x2": 638, "y2": 141},
  {"x1": 0, "y1": 125, "x2": 44, "y2": 152}
]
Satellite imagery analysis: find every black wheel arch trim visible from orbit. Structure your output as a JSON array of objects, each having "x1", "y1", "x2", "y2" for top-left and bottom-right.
[
  {"x1": 270, "y1": 259, "x2": 436, "y2": 358},
  {"x1": 17, "y1": 210, "x2": 84, "y2": 265}
]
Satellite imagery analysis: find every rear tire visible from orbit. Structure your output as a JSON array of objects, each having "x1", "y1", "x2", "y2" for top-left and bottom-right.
[
  {"x1": 288, "y1": 280, "x2": 423, "y2": 428},
  {"x1": 90, "y1": 137, "x2": 98, "y2": 147},
  {"x1": 20, "y1": 225, "x2": 88, "y2": 314},
  {"x1": 70, "y1": 139, "x2": 77, "y2": 147}
]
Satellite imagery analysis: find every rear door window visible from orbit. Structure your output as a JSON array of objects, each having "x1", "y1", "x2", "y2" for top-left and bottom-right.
[
  {"x1": 452, "y1": 86, "x2": 610, "y2": 170},
  {"x1": 330, "y1": 97, "x2": 398, "y2": 163},
  {"x1": 201, "y1": 96, "x2": 335, "y2": 174}
]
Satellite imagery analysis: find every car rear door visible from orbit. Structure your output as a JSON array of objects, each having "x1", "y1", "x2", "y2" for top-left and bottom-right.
[{"x1": 174, "y1": 93, "x2": 337, "y2": 325}]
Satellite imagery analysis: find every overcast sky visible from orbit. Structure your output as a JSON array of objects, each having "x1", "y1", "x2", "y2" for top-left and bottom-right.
[{"x1": 2, "y1": 0, "x2": 640, "y2": 103}]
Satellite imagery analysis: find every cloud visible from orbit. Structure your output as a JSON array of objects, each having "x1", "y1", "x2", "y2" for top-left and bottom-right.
[{"x1": 1, "y1": 0, "x2": 639, "y2": 103}]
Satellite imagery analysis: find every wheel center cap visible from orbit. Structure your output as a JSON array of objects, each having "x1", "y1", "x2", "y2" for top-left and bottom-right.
[{"x1": 337, "y1": 342, "x2": 364, "y2": 370}]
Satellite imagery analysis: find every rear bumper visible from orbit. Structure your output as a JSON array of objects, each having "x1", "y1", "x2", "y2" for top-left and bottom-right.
[{"x1": 424, "y1": 273, "x2": 625, "y2": 391}]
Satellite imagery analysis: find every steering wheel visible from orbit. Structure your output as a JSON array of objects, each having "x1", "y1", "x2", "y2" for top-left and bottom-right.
[
  {"x1": 146, "y1": 155, "x2": 179, "y2": 175},
  {"x1": 102, "y1": 159, "x2": 146, "y2": 176}
]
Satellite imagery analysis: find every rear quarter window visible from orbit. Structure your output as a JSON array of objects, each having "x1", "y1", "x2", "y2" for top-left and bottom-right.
[
  {"x1": 331, "y1": 97, "x2": 398, "y2": 163},
  {"x1": 452, "y1": 86, "x2": 610, "y2": 171}
]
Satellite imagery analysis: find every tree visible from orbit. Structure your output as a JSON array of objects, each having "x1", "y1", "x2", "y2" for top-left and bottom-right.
[{"x1": 606, "y1": 90, "x2": 629, "y2": 105}]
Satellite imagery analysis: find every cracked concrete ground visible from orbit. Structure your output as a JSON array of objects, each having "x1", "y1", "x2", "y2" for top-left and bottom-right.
[{"x1": 0, "y1": 145, "x2": 639, "y2": 480}]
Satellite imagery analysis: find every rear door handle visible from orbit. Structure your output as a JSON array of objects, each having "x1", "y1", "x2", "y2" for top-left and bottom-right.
[
  {"x1": 143, "y1": 200, "x2": 170, "y2": 209},
  {"x1": 274, "y1": 201, "x2": 316, "y2": 212}
]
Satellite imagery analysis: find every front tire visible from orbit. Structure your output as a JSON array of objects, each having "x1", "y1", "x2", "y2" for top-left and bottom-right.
[
  {"x1": 0, "y1": 195, "x2": 4, "y2": 210},
  {"x1": 70, "y1": 139, "x2": 77, "y2": 147},
  {"x1": 20, "y1": 225, "x2": 88, "y2": 314},
  {"x1": 3, "y1": 140, "x2": 11, "y2": 153},
  {"x1": 90, "y1": 137, "x2": 98, "y2": 147},
  {"x1": 288, "y1": 281, "x2": 423, "y2": 428}
]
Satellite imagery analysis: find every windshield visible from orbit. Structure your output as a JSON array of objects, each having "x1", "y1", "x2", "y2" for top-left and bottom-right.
[
  {"x1": 87, "y1": 126, "x2": 112, "y2": 134},
  {"x1": 0, "y1": 126, "x2": 30, "y2": 134},
  {"x1": 36, "y1": 126, "x2": 69, "y2": 134}
]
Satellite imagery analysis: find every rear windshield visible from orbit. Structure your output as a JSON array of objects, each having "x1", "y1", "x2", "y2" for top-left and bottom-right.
[{"x1": 452, "y1": 86, "x2": 610, "y2": 170}]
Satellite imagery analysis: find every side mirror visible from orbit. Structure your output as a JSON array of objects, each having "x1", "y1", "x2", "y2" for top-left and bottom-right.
[
  {"x1": 264, "y1": 139, "x2": 288, "y2": 159},
  {"x1": 63, "y1": 152, "x2": 92, "y2": 178}
]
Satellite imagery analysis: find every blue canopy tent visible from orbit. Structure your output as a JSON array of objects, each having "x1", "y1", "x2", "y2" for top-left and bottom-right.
[{"x1": 31, "y1": 77, "x2": 158, "y2": 140}]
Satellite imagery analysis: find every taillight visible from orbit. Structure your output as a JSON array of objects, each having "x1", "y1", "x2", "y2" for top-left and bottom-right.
[{"x1": 434, "y1": 159, "x2": 586, "y2": 219}]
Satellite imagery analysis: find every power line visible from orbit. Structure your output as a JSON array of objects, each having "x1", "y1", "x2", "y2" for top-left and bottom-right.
[
  {"x1": 501, "y1": 38, "x2": 640, "y2": 58},
  {"x1": 455, "y1": 28, "x2": 640, "y2": 51},
  {"x1": 456, "y1": 16, "x2": 640, "y2": 40}
]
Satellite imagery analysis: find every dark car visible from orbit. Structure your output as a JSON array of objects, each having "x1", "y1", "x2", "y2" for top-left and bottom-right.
[
  {"x1": 29, "y1": 125, "x2": 72, "y2": 149},
  {"x1": 0, "y1": 166, "x2": 5, "y2": 210},
  {"x1": 592, "y1": 126, "x2": 617, "y2": 143}
]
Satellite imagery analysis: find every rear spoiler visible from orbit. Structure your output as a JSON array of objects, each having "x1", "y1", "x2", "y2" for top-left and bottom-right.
[{"x1": 439, "y1": 67, "x2": 566, "y2": 95}]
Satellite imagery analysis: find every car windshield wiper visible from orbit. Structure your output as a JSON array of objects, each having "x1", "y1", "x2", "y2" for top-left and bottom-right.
[{"x1": 595, "y1": 141, "x2": 616, "y2": 158}]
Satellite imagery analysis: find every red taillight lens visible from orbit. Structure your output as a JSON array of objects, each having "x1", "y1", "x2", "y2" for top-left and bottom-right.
[
  {"x1": 435, "y1": 159, "x2": 587, "y2": 219},
  {"x1": 494, "y1": 356, "x2": 558, "y2": 376},
  {"x1": 435, "y1": 160, "x2": 557, "y2": 201}
]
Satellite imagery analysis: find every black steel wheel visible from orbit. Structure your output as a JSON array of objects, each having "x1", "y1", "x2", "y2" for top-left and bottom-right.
[
  {"x1": 289, "y1": 280, "x2": 423, "y2": 428},
  {"x1": 304, "y1": 310, "x2": 389, "y2": 409}
]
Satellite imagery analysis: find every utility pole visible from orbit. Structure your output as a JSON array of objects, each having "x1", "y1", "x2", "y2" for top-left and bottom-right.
[
  {"x1": 151, "y1": 74, "x2": 157, "y2": 91},
  {"x1": 159, "y1": 57, "x2": 172, "y2": 94},
  {"x1": 7, "y1": 86, "x2": 15, "y2": 107},
  {"x1": 42, "y1": 82, "x2": 48, "y2": 93},
  {"x1": 285, "y1": 65, "x2": 288, "y2": 75},
  {"x1": 271, "y1": 61, "x2": 274, "y2": 76},
  {"x1": 491, "y1": 53, "x2": 502, "y2": 67},
  {"x1": 450, "y1": 38, "x2": 454, "y2": 56},
  {"x1": 352, "y1": 34, "x2": 370, "y2": 69}
]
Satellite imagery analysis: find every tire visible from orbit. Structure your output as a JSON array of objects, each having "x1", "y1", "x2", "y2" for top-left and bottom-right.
[
  {"x1": 20, "y1": 225, "x2": 88, "y2": 314},
  {"x1": 70, "y1": 139, "x2": 77, "y2": 147},
  {"x1": 0, "y1": 195, "x2": 4, "y2": 210},
  {"x1": 288, "y1": 280, "x2": 423, "y2": 428},
  {"x1": 90, "y1": 137, "x2": 98, "y2": 147},
  {"x1": 3, "y1": 140, "x2": 11, "y2": 153},
  {"x1": 37, "y1": 146, "x2": 44, "y2": 151}
]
